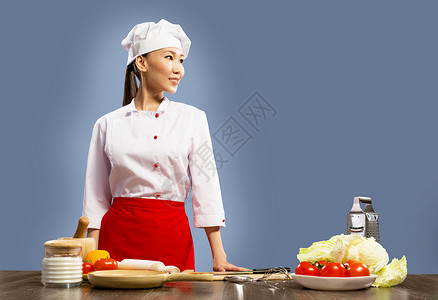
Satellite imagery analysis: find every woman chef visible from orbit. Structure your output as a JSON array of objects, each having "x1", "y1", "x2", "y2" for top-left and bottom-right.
[{"x1": 82, "y1": 19, "x2": 248, "y2": 272}]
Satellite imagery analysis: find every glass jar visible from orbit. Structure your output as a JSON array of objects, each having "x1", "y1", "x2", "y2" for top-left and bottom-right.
[{"x1": 41, "y1": 239, "x2": 83, "y2": 288}]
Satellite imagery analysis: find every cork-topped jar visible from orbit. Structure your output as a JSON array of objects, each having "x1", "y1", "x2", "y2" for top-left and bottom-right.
[{"x1": 41, "y1": 240, "x2": 83, "y2": 288}]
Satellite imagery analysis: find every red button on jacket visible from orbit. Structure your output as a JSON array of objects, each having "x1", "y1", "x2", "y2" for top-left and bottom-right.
[
  {"x1": 154, "y1": 135, "x2": 158, "y2": 139},
  {"x1": 155, "y1": 113, "x2": 159, "y2": 118},
  {"x1": 154, "y1": 163, "x2": 159, "y2": 168}
]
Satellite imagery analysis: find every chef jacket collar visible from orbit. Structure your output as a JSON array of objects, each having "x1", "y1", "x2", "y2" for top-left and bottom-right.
[{"x1": 126, "y1": 97, "x2": 169, "y2": 115}]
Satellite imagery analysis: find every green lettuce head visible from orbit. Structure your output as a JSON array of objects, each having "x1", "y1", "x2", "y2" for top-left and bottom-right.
[{"x1": 332, "y1": 235, "x2": 389, "y2": 273}]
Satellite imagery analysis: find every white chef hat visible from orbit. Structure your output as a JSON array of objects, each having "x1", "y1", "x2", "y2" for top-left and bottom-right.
[{"x1": 121, "y1": 19, "x2": 191, "y2": 66}]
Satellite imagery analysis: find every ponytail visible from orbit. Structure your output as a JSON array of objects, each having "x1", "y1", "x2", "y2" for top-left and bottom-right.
[{"x1": 122, "y1": 54, "x2": 147, "y2": 106}]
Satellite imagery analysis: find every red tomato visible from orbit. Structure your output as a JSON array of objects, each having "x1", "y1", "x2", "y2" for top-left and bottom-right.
[
  {"x1": 346, "y1": 262, "x2": 370, "y2": 277},
  {"x1": 320, "y1": 262, "x2": 346, "y2": 277},
  {"x1": 295, "y1": 262, "x2": 320, "y2": 276},
  {"x1": 82, "y1": 262, "x2": 94, "y2": 274},
  {"x1": 344, "y1": 260, "x2": 359, "y2": 267},
  {"x1": 94, "y1": 258, "x2": 118, "y2": 271}
]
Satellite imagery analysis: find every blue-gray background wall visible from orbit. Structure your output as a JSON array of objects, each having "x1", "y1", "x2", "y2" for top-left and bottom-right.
[{"x1": 1, "y1": 0, "x2": 437, "y2": 273}]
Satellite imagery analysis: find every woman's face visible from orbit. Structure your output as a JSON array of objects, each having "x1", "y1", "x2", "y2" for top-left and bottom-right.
[{"x1": 140, "y1": 47, "x2": 185, "y2": 94}]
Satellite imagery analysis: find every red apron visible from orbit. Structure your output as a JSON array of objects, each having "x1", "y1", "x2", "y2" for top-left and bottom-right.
[{"x1": 99, "y1": 197, "x2": 195, "y2": 271}]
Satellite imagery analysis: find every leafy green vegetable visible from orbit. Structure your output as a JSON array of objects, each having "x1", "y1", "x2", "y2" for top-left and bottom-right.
[
  {"x1": 296, "y1": 235, "x2": 338, "y2": 262},
  {"x1": 332, "y1": 235, "x2": 389, "y2": 273},
  {"x1": 372, "y1": 256, "x2": 407, "y2": 287}
]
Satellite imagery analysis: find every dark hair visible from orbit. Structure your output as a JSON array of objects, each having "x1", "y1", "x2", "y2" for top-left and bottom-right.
[{"x1": 122, "y1": 54, "x2": 148, "y2": 106}]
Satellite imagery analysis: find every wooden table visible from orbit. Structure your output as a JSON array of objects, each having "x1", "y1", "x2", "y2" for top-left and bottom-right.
[{"x1": 1, "y1": 271, "x2": 438, "y2": 300}]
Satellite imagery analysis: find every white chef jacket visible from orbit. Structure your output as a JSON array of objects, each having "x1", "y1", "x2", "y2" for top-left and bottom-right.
[{"x1": 82, "y1": 97, "x2": 225, "y2": 229}]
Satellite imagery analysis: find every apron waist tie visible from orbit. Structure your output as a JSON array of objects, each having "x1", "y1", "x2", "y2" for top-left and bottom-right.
[{"x1": 111, "y1": 197, "x2": 185, "y2": 210}]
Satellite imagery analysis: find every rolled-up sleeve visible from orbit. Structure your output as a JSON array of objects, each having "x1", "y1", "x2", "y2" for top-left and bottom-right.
[
  {"x1": 188, "y1": 111, "x2": 226, "y2": 228},
  {"x1": 82, "y1": 118, "x2": 112, "y2": 229}
]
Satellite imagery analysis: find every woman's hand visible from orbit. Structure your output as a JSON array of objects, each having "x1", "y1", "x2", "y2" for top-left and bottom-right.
[
  {"x1": 203, "y1": 226, "x2": 251, "y2": 272},
  {"x1": 213, "y1": 258, "x2": 251, "y2": 272}
]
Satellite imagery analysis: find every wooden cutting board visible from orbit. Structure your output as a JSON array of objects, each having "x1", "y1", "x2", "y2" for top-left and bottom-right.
[
  {"x1": 186, "y1": 271, "x2": 291, "y2": 281},
  {"x1": 87, "y1": 270, "x2": 213, "y2": 289},
  {"x1": 84, "y1": 270, "x2": 291, "y2": 282}
]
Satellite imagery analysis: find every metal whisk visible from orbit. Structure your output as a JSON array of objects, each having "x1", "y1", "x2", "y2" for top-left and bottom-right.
[{"x1": 224, "y1": 267, "x2": 292, "y2": 290}]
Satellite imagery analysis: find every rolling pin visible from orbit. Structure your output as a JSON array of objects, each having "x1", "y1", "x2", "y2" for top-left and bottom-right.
[
  {"x1": 58, "y1": 216, "x2": 97, "y2": 259},
  {"x1": 118, "y1": 259, "x2": 181, "y2": 274}
]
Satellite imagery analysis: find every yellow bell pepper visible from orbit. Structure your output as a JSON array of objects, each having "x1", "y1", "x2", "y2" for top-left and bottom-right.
[{"x1": 84, "y1": 250, "x2": 110, "y2": 264}]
